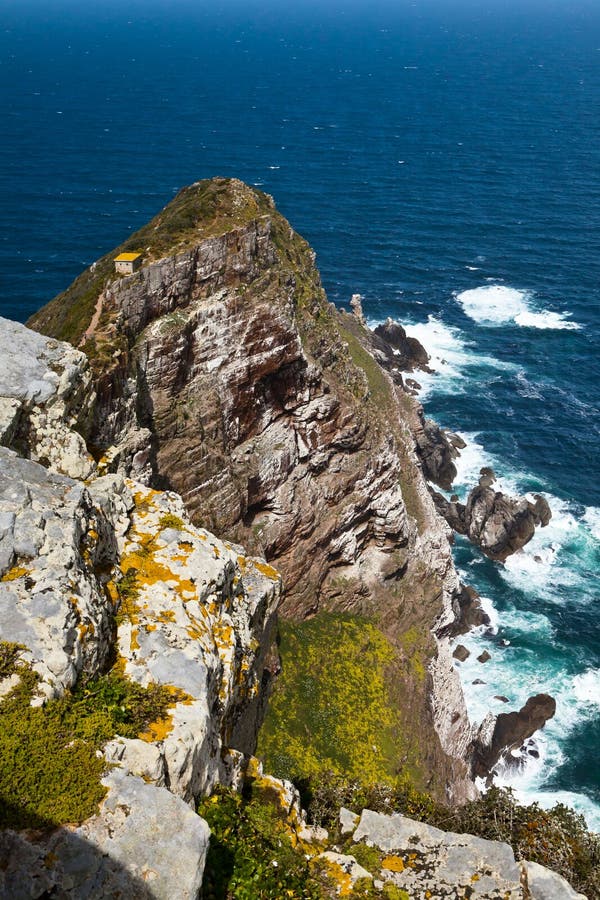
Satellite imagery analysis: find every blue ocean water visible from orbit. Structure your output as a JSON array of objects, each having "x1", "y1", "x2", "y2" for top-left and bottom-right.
[{"x1": 1, "y1": 0, "x2": 599, "y2": 824}]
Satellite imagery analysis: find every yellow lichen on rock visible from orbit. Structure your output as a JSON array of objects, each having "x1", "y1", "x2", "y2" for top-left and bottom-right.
[
  {"x1": 382, "y1": 855, "x2": 405, "y2": 873},
  {"x1": 1, "y1": 565, "x2": 30, "y2": 582}
]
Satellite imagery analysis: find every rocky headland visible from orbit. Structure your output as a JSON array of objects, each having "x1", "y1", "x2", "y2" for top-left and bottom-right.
[{"x1": 0, "y1": 178, "x2": 576, "y2": 897}]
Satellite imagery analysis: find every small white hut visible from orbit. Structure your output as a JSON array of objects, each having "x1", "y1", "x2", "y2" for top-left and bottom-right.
[{"x1": 114, "y1": 252, "x2": 142, "y2": 275}]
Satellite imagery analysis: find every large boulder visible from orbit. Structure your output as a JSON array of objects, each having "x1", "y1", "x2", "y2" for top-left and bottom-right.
[
  {"x1": 472, "y1": 694, "x2": 557, "y2": 777},
  {"x1": 352, "y1": 808, "x2": 523, "y2": 898},
  {"x1": 432, "y1": 470, "x2": 552, "y2": 561},
  {"x1": 0, "y1": 771, "x2": 210, "y2": 900}
]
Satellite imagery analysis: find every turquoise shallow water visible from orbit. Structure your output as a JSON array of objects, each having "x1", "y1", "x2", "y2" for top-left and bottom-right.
[{"x1": 1, "y1": 0, "x2": 599, "y2": 826}]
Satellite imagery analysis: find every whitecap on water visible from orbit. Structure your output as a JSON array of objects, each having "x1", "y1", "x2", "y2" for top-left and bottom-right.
[
  {"x1": 455, "y1": 284, "x2": 581, "y2": 330},
  {"x1": 366, "y1": 315, "x2": 517, "y2": 400}
]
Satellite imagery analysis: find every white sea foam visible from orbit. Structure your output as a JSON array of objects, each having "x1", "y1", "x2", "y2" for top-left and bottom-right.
[
  {"x1": 378, "y1": 315, "x2": 516, "y2": 400},
  {"x1": 455, "y1": 284, "x2": 581, "y2": 330},
  {"x1": 583, "y1": 506, "x2": 600, "y2": 542},
  {"x1": 448, "y1": 433, "x2": 600, "y2": 828}
]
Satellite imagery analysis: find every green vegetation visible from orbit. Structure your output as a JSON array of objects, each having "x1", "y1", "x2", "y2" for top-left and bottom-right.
[
  {"x1": 158, "y1": 512, "x2": 187, "y2": 531},
  {"x1": 199, "y1": 786, "x2": 409, "y2": 900},
  {"x1": 199, "y1": 786, "x2": 331, "y2": 900},
  {"x1": 0, "y1": 646, "x2": 181, "y2": 830},
  {"x1": 257, "y1": 614, "x2": 409, "y2": 785}
]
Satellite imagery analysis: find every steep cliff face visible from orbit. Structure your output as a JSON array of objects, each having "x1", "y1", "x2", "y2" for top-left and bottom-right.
[
  {"x1": 0, "y1": 320, "x2": 280, "y2": 896},
  {"x1": 30, "y1": 177, "x2": 476, "y2": 799}
]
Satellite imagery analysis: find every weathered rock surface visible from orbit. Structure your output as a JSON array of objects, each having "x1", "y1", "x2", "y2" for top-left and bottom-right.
[
  {"x1": 352, "y1": 807, "x2": 522, "y2": 898},
  {"x1": 0, "y1": 771, "x2": 209, "y2": 900},
  {"x1": 346, "y1": 807, "x2": 587, "y2": 899},
  {"x1": 29, "y1": 177, "x2": 479, "y2": 800},
  {"x1": 523, "y1": 860, "x2": 588, "y2": 900},
  {"x1": 432, "y1": 470, "x2": 552, "y2": 561},
  {"x1": 472, "y1": 694, "x2": 557, "y2": 778},
  {"x1": 0, "y1": 316, "x2": 95, "y2": 479},
  {"x1": 0, "y1": 319, "x2": 281, "y2": 895}
]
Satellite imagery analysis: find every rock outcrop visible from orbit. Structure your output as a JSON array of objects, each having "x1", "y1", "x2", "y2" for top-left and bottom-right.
[
  {"x1": 432, "y1": 470, "x2": 552, "y2": 562},
  {"x1": 340, "y1": 806, "x2": 587, "y2": 899},
  {"x1": 373, "y1": 316, "x2": 431, "y2": 373},
  {"x1": 472, "y1": 694, "x2": 557, "y2": 778},
  {"x1": 0, "y1": 319, "x2": 281, "y2": 896},
  {"x1": 29, "y1": 177, "x2": 479, "y2": 801},
  {"x1": 0, "y1": 316, "x2": 95, "y2": 479}
]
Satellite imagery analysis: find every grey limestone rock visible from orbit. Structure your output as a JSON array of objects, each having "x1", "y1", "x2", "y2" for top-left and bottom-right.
[
  {"x1": 0, "y1": 449, "x2": 122, "y2": 699},
  {"x1": 522, "y1": 860, "x2": 588, "y2": 900},
  {"x1": 0, "y1": 771, "x2": 210, "y2": 900},
  {"x1": 353, "y1": 808, "x2": 523, "y2": 898},
  {"x1": 0, "y1": 316, "x2": 95, "y2": 479}
]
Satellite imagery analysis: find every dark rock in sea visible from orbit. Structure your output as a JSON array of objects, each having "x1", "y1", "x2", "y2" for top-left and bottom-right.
[
  {"x1": 413, "y1": 417, "x2": 458, "y2": 491},
  {"x1": 494, "y1": 696, "x2": 510, "y2": 703},
  {"x1": 453, "y1": 645, "x2": 471, "y2": 662},
  {"x1": 446, "y1": 432, "x2": 467, "y2": 451},
  {"x1": 472, "y1": 693, "x2": 556, "y2": 778},
  {"x1": 431, "y1": 470, "x2": 552, "y2": 562},
  {"x1": 477, "y1": 650, "x2": 491, "y2": 664},
  {"x1": 472, "y1": 679, "x2": 486, "y2": 685},
  {"x1": 443, "y1": 583, "x2": 490, "y2": 637},
  {"x1": 374, "y1": 317, "x2": 431, "y2": 373}
]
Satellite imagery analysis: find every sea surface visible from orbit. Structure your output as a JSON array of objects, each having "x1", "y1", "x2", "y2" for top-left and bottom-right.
[{"x1": 1, "y1": 0, "x2": 599, "y2": 826}]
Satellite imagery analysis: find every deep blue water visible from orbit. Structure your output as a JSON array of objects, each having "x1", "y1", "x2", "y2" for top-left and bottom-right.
[{"x1": 1, "y1": 0, "x2": 599, "y2": 825}]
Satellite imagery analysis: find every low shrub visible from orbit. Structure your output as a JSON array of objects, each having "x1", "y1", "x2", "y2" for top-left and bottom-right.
[
  {"x1": 0, "y1": 650, "x2": 181, "y2": 830},
  {"x1": 199, "y1": 787, "x2": 331, "y2": 900}
]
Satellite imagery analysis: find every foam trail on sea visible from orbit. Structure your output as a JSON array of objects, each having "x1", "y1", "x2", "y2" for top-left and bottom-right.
[{"x1": 455, "y1": 284, "x2": 581, "y2": 330}]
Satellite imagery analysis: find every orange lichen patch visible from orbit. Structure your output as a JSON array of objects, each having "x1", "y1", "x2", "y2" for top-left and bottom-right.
[
  {"x1": 130, "y1": 628, "x2": 140, "y2": 651},
  {"x1": 382, "y1": 855, "x2": 405, "y2": 873},
  {"x1": 139, "y1": 712, "x2": 174, "y2": 743},
  {"x1": 213, "y1": 622, "x2": 234, "y2": 650},
  {"x1": 145, "y1": 623, "x2": 157, "y2": 632},
  {"x1": 251, "y1": 560, "x2": 280, "y2": 581},
  {"x1": 471, "y1": 873, "x2": 481, "y2": 882},
  {"x1": 106, "y1": 580, "x2": 119, "y2": 605},
  {"x1": 77, "y1": 622, "x2": 95, "y2": 641},
  {"x1": 213, "y1": 545, "x2": 221, "y2": 559},
  {"x1": 187, "y1": 625, "x2": 205, "y2": 641},
  {"x1": 178, "y1": 540, "x2": 194, "y2": 551},
  {"x1": 157, "y1": 609, "x2": 176, "y2": 624},
  {"x1": 1, "y1": 565, "x2": 30, "y2": 582},
  {"x1": 237, "y1": 555, "x2": 247, "y2": 571},
  {"x1": 321, "y1": 859, "x2": 353, "y2": 897},
  {"x1": 120, "y1": 540, "x2": 197, "y2": 600}
]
